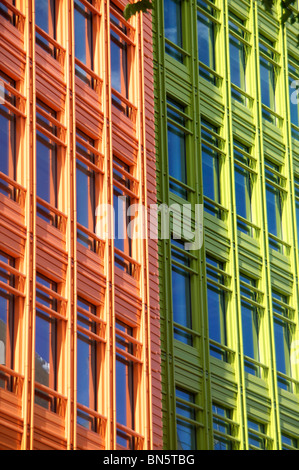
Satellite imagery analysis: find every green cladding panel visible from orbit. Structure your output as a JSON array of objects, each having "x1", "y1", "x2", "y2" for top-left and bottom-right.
[{"x1": 152, "y1": 0, "x2": 299, "y2": 450}]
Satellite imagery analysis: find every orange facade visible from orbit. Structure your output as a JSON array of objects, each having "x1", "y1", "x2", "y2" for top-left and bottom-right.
[{"x1": 0, "y1": 0, "x2": 162, "y2": 450}]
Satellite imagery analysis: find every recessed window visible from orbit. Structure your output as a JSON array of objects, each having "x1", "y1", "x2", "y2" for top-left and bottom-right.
[
  {"x1": 176, "y1": 388, "x2": 197, "y2": 450},
  {"x1": 0, "y1": 251, "x2": 16, "y2": 392},
  {"x1": 164, "y1": 0, "x2": 184, "y2": 62}
]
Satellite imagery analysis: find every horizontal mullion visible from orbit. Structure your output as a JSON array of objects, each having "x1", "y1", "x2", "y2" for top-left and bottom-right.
[
  {"x1": 237, "y1": 215, "x2": 261, "y2": 232},
  {"x1": 207, "y1": 277, "x2": 232, "y2": 293},
  {"x1": 259, "y1": 51, "x2": 281, "y2": 68},
  {"x1": 240, "y1": 296, "x2": 265, "y2": 310},
  {"x1": 77, "y1": 324, "x2": 106, "y2": 343},
  {"x1": 36, "y1": 282, "x2": 67, "y2": 304},
  {"x1": 0, "y1": 280, "x2": 25, "y2": 298},
  {"x1": 176, "y1": 413, "x2": 204, "y2": 428},
  {"x1": 203, "y1": 195, "x2": 229, "y2": 213},
  {"x1": 79, "y1": 0, "x2": 101, "y2": 17},
  {"x1": 76, "y1": 152, "x2": 104, "y2": 174},
  {"x1": 110, "y1": 22, "x2": 135, "y2": 46},
  {"x1": 173, "y1": 321, "x2": 201, "y2": 338},
  {"x1": 36, "y1": 105, "x2": 66, "y2": 132},
  {"x1": 0, "y1": 260, "x2": 25, "y2": 279},
  {"x1": 116, "y1": 346, "x2": 142, "y2": 364},
  {"x1": 36, "y1": 123, "x2": 66, "y2": 147},
  {"x1": 168, "y1": 175, "x2": 195, "y2": 193},
  {"x1": 201, "y1": 139, "x2": 226, "y2": 157},
  {"x1": 164, "y1": 37, "x2": 191, "y2": 57},
  {"x1": 197, "y1": 7, "x2": 221, "y2": 25},
  {"x1": 36, "y1": 301, "x2": 66, "y2": 322},
  {"x1": 113, "y1": 178, "x2": 139, "y2": 200},
  {"x1": 234, "y1": 159, "x2": 257, "y2": 175},
  {"x1": 77, "y1": 306, "x2": 106, "y2": 326},
  {"x1": 229, "y1": 29, "x2": 252, "y2": 48},
  {"x1": 171, "y1": 259, "x2": 198, "y2": 275},
  {"x1": 198, "y1": 60, "x2": 223, "y2": 80},
  {"x1": 1, "y1": 99, "x2": 26, "y2": 118}
]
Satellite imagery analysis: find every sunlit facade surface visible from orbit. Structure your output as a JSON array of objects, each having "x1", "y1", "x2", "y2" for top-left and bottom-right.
[
  {"x1": 153, "y1": 0, "x2": 299, "y2": 450},
  {"x1": 0, "y1": 0, "x2": 163, "y2": 450}
]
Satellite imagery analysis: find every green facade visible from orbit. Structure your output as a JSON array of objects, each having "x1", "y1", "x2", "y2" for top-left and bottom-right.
[{"x1": 152, "y1": 0, "x2": 299, "y2": 450}]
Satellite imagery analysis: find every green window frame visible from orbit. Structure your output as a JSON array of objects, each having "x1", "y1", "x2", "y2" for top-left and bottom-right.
[
  {"x1": 206, "y1": 254, "x2": 231, "y2": 362},
  {"x1": 264, "y1": 159, "x2": 285, "y2": 253},
  {"x1": 197, "y1": 0, "x2": 220, "y2": 86},
  {"x1": 248, "y1": 418, "x2": 268, "y2": 450},
  {"x1": 272, "y1": 290, "x2": 294, "y2": 391},
  {"x1": 228, "y1": 11, "x2": 249, "y2": 104},
  {"x1": 259, "y1": 34, "x2": 279, "y2": 124},
  {"x1": 281, "y1": 433, "x2": 299, "y2": 450},
  {"x1": 212, "y1": 403, "x2": 236, "y2": 450},
  {"x1": 201, "y1": 119, "x2": 224, "y2": 219},
  {"x1": 176, "y1": 388, "x2": 198, "y2": 450},
  {"x1": 288, "y1": 54, "x2": 299, "y2": 139},
  {"x1": 164, "y1": 0, "x2": 185, "y2": 63},
  {"x1": 240, "y1": 273, "x2": 261, "y2": 376},
  {"x1": 167, "y1": 98, "x2": 190, "y2": 200},
  {"x1": 171, "y1": 239, "x2": 195, "y2": 346},
  {"x1": 233, "y1": 140, "x2": 254, "y2": 235}
]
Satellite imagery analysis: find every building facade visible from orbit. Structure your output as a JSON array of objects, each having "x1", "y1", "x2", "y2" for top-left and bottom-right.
[
  {"x1": 0, "y1": 0, "x2": 163, "y2": 450},
  {"x1": 153, "y1": 0, "x2": 299, "y2": 450}
]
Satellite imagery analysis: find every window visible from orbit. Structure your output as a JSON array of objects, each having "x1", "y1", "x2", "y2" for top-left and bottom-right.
[
  {"x1": 197, "y1": 0, "x2": 219, "y2": 85},
  {"x1": 167, "y1": 98, "x2": 189, "y2": 199},
  {"x1": 294, "y1": 175, "x2": 299, "y2": 245},
  {"x1": 115, "y1": 321, "x2": 141, "y2": 449},
  {"x1": 0, "y1": 0, "x2": 15, "y2": 25},
  {"x1": 164, "y1": 0, "x2": 184, "y2": 62},
  {"x1": 240, "y1": 274, "x2": 261, "y2": 376},
  {"x1": 288, "y1": 55, "x2": 299, "y2": 139},
  {"x1": 234, "y1": 141, "x2": 254, "y2": 235},
  {"x1": 272, "y1": 290, "x2": 294, "y2": 391},
  {"x1": 113, "y1": 156, "x2": 136, "y2": 274},
  {"x1": 110, "y1": 3, "x2": 130, "y2": 114},
  {"x1": 77, "y1": 297, "x2": 104, "y2": 432},
  {"x1": 171, "y1": 239, "x2": 194, "y2": 346},
  {"x1": 229, "y1": 12, "x2": 248, "y2": 104},
  {"x1": 36, "y1": 100, "x2": 58, "y2": 225},
  {"x1": 76, "y1": 129, "x2": 98, "y2": 251},
  {"x1": 0, "y1": 71, "x2": 16, "y2": 200},
  {"x1": 74, "y1": 0, "x2": 94, "y2": 87},
  {"x1": 0, "y1": 251, "x2": 16, "y2": 391},
  {"x1": 281, "y1": 433, "x2": 298, "y2": 450},
  {"x1": 259, "y1": 34, "x2": 279, "y2": 124},
  {"x1": 206, "y1": 255, "x2": 230, "y2": 361},
  {"x1": 212, "y1": 404, "x2": 235, "y2": 450},
  {"x1": 35, "y1": 0, "x2": 57, "y2": 57},
  {"x1": 35, "y1": 273, "x2": 61, "y2": 412},
  {"x1": 176, "y1": 388, "x2": 198, "y2": 450},
  {"x1": 201, "y1": 119, "x2": 224, "y2": 218},
  {"x1": 248, "y1": 419, "x2": 267, "y2": 450},
  {"x1": 264, "y1": 159, "x2": 285, "y2": 252}
]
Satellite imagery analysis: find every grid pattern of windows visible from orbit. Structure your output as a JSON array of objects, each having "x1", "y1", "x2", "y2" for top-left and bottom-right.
[
  {"x1": 0, "y1": 0, "x2": 156, "y2": 452},
  {"x1": 157, "y1": 0, "x2": 299, "y2": 452}
]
